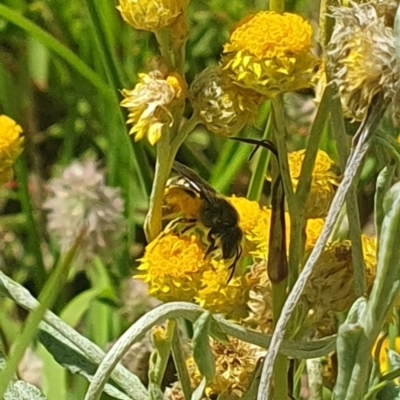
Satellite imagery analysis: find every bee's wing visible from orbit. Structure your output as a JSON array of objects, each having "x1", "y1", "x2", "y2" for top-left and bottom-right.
[{"x1": 172, "y1": 161, "x2": 218, "y2": 202}]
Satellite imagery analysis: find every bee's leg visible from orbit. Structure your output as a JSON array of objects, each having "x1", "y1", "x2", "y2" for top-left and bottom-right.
[
  {"x1": 226, "y1": 245, "x2": 243, "y2": 283},
  {"x1": 204, "y1": 230, "x2": 217, "y2": 259},
  {"x1": 163, "y1": 218, "x2": 197, "y2": 235},
  {"x1": 180, "y1": 219, "x2": 197, "y2": 234}
]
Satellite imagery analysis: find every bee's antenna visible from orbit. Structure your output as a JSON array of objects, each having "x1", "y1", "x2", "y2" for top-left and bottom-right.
[{"x1": 229, "y1": 137, "x2": 278, "y2": 160}]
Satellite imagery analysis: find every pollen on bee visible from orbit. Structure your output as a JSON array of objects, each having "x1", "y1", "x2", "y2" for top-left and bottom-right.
[{"x1": 162, "y1": 186, "x2": 202, "y2": 219}]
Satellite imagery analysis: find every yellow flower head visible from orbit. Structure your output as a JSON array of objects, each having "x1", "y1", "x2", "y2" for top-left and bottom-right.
[
  {"x1": 190, "y1": 65, "x2": 264, "y2": 136},
  {"x1": 328, "y1": 3, "x2": 399, "y2": 121},
  {"x1": 247, "y1": 206, "x2": 325, "y2": 261},
  {"x1": 227, "y1": 196, "x2": 266, "y2": 255},
  {"x1": 222, "y1": 12, "x2": 319, "y2": 97},
  {"x1": 121, "y1": 70, "x2": 186, "y2": 145},
  {"x1": 0, "y1": 115, "x2": 23, "y2": 185},
  {"x1": 305, "y1": 235, "x2": 377, "y2": 323},
  {"x1": 372, "y1": 336, "x2": 400, "y2": 376},
  {"x1": 187, "y1": 337, "x2": 261, "y2": 398},
  {"x1": 137, "y1": 233, "x2": 211, "y2": 302},
  {"x1": 195, "y1": 262, "x2": 249, "y2": 320},
  {"x1": 117, "y1": 0, "x2": 189, "y2": 32},
  {"x1": 288, "y1": 149, "x2": 339, "y2": 219}
]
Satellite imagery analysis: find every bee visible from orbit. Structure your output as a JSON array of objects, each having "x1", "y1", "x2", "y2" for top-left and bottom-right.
[{"x1": 162, "y1": 161, "x2": 243, "y2": 282}]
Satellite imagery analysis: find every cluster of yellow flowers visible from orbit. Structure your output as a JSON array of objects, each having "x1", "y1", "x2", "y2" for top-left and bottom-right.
[
  {"x1": 0, "y1": 115, "x2": 24, "y2": 186},
  {"x1": 115, "y1": 0, "x2": 391, "y2": 397},
  {"x1": 118, "y1": 1, "x2": 320, "y2": 143}
]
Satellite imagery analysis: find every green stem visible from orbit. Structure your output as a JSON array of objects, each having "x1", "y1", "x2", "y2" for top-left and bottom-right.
[
  {"x1": 272, "y1": 281, "x2": 288, "y2": 400},
  {"x1": 0, "y1": 229, "x2": 84, "y2": 398},
  {"x1": 171, "y1": 322, "x2": 192, "y2": 400},
  {"x1": 145, "y1": 132, "x2": 173, "y2": 242},
  {"x1": 271, "y1": 97, "x2": 295, "y2": 206},
  {"x1": 330, "y1": 89, "x2": 366, "y2": 296},
  {"x1": 145, "y1": 116, "x2": 199, "y2": 242},
  {"x1": 269, "y1": 0, "x2": 285, "y2": 12},
  {"x1": 15, "y1": 158, "x2": 47, "y2": 291},
  {"x1": 154, "y1": 29, "x2": 174, "y2": 70},
  {"x1": 287, "y1": 86, "x2": 331, "y2": 288},
  {"x1": 247, "y1": 112, "x2": 272, "y2": 201}
]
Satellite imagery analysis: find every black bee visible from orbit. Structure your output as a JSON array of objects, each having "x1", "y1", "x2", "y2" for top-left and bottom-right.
[{"x1": 162, "y1": 161, "x2": 243, "y2": 282}]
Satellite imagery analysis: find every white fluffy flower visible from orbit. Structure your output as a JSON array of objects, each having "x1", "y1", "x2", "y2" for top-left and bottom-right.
[{"x1": 44, "y1": 160, "x2": 125, "y2": 266}]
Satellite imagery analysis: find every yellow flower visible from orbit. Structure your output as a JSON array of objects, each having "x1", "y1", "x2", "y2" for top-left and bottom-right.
[
  {"x1": 222, "y1": 12, "x2": 319, "y2": 97},
  {"x1": 226, "y1": 196, "x2": 266, "y2": 255},
  {"x1": 120, "y1": 70, "x2": 186, "y2": 145},
  {"x1": 372, "y1": 336, "x2": 400, "y2": 376},
  {"x1": 187, "y1": 337, "x2": 261, "y2": 398},
  {"x1": 195, "y1": 262, "x2": 249, "y2": 320},
  {"x1": 117, "y1": 0, "x2": 189, "y2": 32},
  {"x1": 328, "y1": 3, "x2": 399, "y2": 121},
  {"x1": 0, "y1": 115, "x2": 23, "y2": 185},
  {"x1": 190, "y1": 65, "x2": 264, "y2": 136},
  {"x1": 288, "y1": 149, "x2": 339, "y2": 219},
  {"x1": 248, "y1": 207, "x2": 325, "y2": 260},
  {"x1": 305, "y1": 235, "x2": 377, "y2": 323},
  {"x1": 137, "y1": 233, "x2": 211, "y2": 302}
]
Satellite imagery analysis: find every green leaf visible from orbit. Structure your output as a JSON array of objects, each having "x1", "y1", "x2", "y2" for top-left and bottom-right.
[
  {"x1": 60, "y1": 288, "x2": 102, "y2": 328},
  {"x1": 375, "y1": 164, "x2": 396, "y2": 239},
  {"x1": 38, "y1": 330, "x2": 132, "y2": 400},
  {"x1": 376, "y1": 383, "x2": 400, "y2": 400},
  {"x1": 0, "y1": 352, "x2": 48, "y2": 400},
  {"x1": 4, "y1": 380, "x2": 48, "y2": 400},
  {"x1": 388, "y1": 349, "x2": 400, "y2": 371},
  {"x1": 192, "y1": 312, "x2": 215, "y2": 383}
]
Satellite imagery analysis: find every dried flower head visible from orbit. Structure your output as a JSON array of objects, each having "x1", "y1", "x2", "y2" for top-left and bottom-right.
[
  {"x1": 244, "y1": 261, "x2": 273, "y2": 333},
  {"x1": 358, "y1": 0, "x2": 400, "y2": 26},
  {"x1": 328, "y1": 3, "x2": 399, "y2": 121},
  {"x1": 187, "y1": 337, "x2": 261, "y2": 398},
  {"x1": 305, "y1": 235, "x2": 377, "y2": 323},
  {"x1": 120, "y1": 70, "x2": 186, "y2": 145},
  {"x1": 44, "y1": 160, "x2": 125, "y2": 265},
  {"x1": 190, "y1": 65, "x2": 263, "y2": 136},
  {"x1": 117, "y1": 0, "x2": 189, "y2": 32},
  {"x1": 222, "y1": 12, "x2": 319, "y2": 97},
  {"x1": 0, "y1": 115, "x2": 24, "y2": 185},
  {"x1": 288, "y1": 149, "x2": 339, "y2": 219}
]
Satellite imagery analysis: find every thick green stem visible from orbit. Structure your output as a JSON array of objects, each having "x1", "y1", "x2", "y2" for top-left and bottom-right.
[
  {"x1": 155, "y1": 29, "x2": 174, "y2": 70},
  {"x1": 145, "y1": 117, "x2": 199, "y2": 242},
  {"x1": 247, "y1": 111, "x2": 272, "y2": 201},
  {"x1": 330, "y1": 90, "x2": 366, "y2": 296},
  {"x1": 269, "y1": 0, "x2": 285, "y2": 12},
  {"x1": 272, "y1": 281, "x2": 288, "y2": 399},
  {"x1": 145, "y1": 133, "x2": 173, "y2": 242},
  {"x1": 171, "y1": 324, "x2": 192, "y2": 400}
]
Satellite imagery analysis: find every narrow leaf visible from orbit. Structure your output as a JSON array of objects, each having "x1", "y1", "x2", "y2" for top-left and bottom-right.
[{"x1": 192, "y1": 312, "x2": 215, "y2": 383}]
